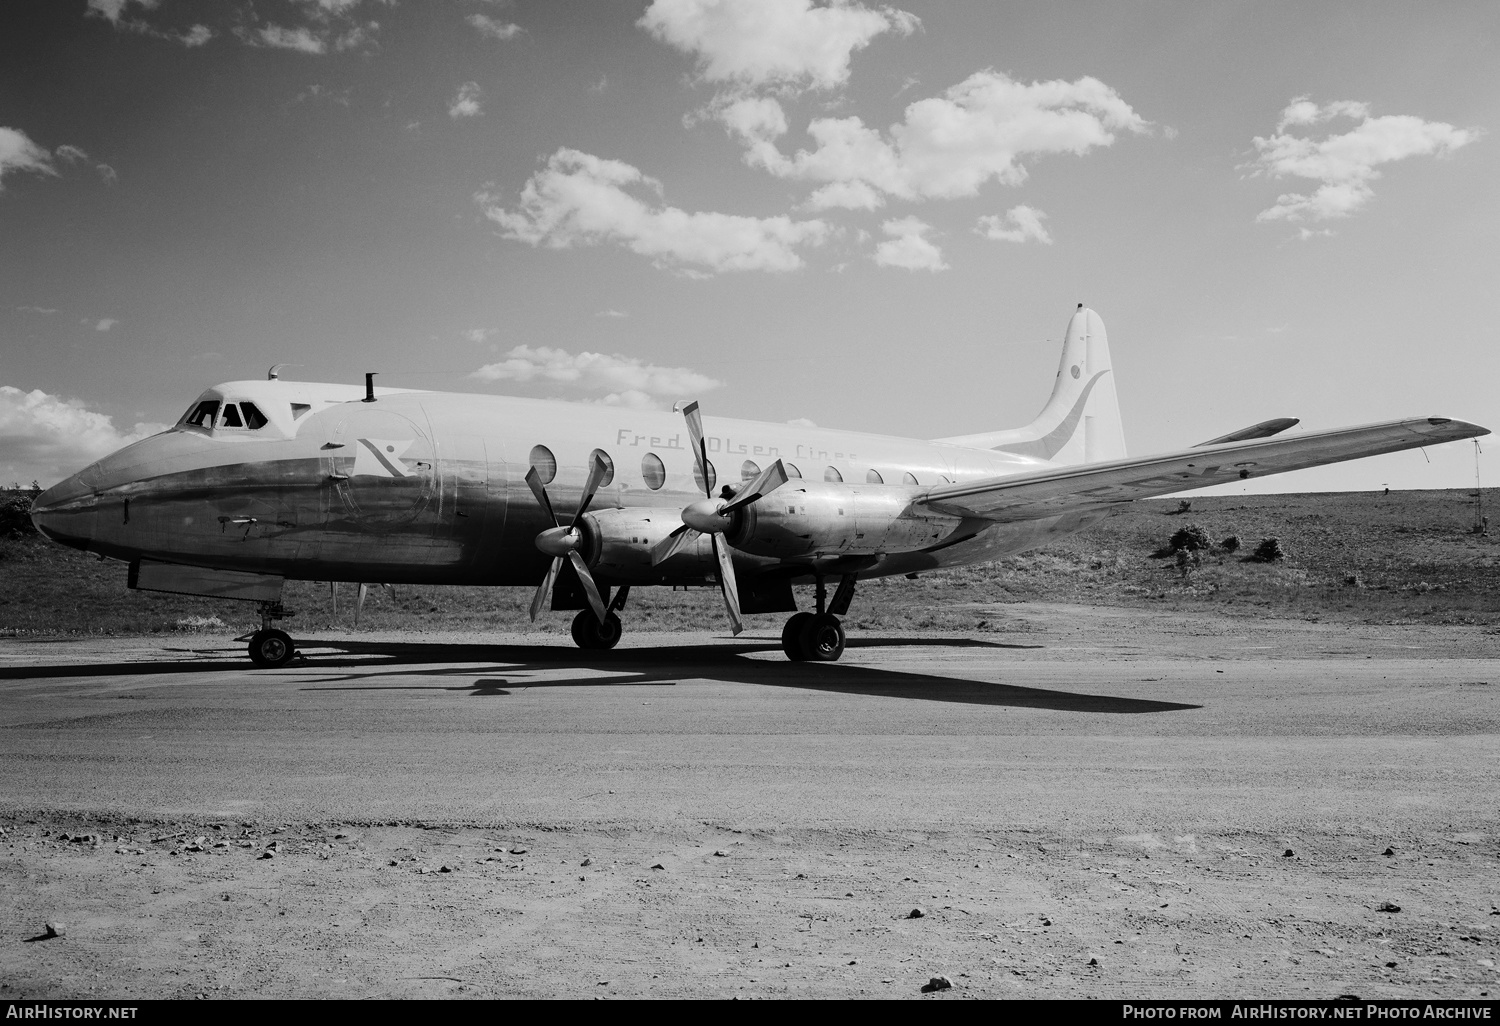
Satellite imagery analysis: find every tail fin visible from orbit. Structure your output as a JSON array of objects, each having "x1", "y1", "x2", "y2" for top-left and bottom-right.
[{"x1": 935, "y1": 304, "x2": 1126, "y2": 465}]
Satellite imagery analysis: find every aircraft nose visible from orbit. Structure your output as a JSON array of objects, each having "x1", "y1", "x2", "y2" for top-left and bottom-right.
[{"x1": 30, "y1": 473, "x2": 99, "y2": 552}]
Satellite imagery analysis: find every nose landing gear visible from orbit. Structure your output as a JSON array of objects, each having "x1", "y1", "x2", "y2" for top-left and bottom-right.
[{"x1": 244, "y1": 601, "x2": 297, "y2": 668}]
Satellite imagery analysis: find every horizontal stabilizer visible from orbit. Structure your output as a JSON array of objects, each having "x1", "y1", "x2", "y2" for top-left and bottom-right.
[
  {"x1": 1196, "y1": 418, "x2": 1299, "y2": 446},
  {"x1": 917, "y1": 417, "x2": 1488, "y2": 523}
]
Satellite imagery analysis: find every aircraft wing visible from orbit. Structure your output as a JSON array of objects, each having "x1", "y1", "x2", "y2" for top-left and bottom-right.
[{"x1": 917, "y1": 417, "x2": 1488, "y2": 523}]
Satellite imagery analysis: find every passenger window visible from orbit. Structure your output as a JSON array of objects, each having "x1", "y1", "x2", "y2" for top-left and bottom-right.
[
  {"x1": 824, "y1": 466, "x2": 843, "y2": 483},
  {"x1": 865, "y1": 469, "x2": 884, "y2": 484},
  {"x1": 220, "y1": 404, "x2": 244, "y2": 428},
  {"x1": 784, "y1": 463, "x2": 802, "y2": 479},
  {"x1": 588, "y1": 449, "x2": 615, "y2": 487},
  {"x1": 902, "y1": 472, "x2": 919, "y2": 485},
  {"x1": 641, "y1": 453, "x2": 666, "y2": 490},
  {"x1": 186, "y1": 400, "x2": 219, "y2": 428},
  {"x1": 291, "y1": 403, "x2": 311, "y2": 420},
  {"x1": 240, "y1": 402, "x2": 268, "y2": 429},
  {"x1": 694, "y1": 459, "x2": 717, "y2": 495},
  {"x1": 529, "y1": 444, "x2": 557, "y2": 484},
  {"x1": 740, "y1": 460, "x2": 761, "y2": 483}
]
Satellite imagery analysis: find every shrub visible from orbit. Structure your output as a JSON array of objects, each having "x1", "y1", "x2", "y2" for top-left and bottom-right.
[
  {"x1": 1169, "y1": 523, "x2": 1212, "y2": 552},
  {"x1": 0, "y1": 496, "x2": 37, "y2": 538},
  {"x1": 1249, "y1": 537, "x2": 1285, "y2": 563},
  {"x1": 1219, "y1": 535, "x2": 1241, "y2": 553}
]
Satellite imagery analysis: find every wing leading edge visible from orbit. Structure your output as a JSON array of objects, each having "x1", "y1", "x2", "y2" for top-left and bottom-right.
[{"x1": 918, "y1": 417, "x2": 1488, "y2": 523}]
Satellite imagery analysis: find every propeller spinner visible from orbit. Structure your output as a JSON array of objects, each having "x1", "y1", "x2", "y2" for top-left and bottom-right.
[{"x1": 649, "y1": 400, "x2": 790, "y2": 634}]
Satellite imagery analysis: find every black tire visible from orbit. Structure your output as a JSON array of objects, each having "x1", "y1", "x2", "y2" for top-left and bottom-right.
[
  {"x1": 781, "y1": 612, "x2": 814, "y2": 660},
  {"x1": 799, "y1": 613, "x2": 845, "y2": 662},
  {"x1": 247, "y1": 629, "x2": 295, "y2": 668},
  {"x1": 571, "y1": 609, "x2": 623, "y2": 650}
]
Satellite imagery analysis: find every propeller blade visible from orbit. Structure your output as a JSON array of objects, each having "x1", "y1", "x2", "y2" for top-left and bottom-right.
[
  {"x1": 525, "y1": 466, "x2": 559, "y2": 527},
  {"x1": 722, "y1": 459, "x2": 789, "y2": 514},
  {"x1": 529, "y1": 555, "x2": 563, "y2": 622},
  {"x1": 650, "y1": 524, "x2": 700, "y2": 565},
  {"x1": 711, "y1": 535, "x2": 743, "y2": 636},
  {"x1": 682, "y1": 400, "x2": 710, "y2": 497},
  {"x1": 568, "y1": 551, "x2": 610, "y2": 625},
  {"x1": 574, "y1": 452, "x2": 609, "y2": 525}
]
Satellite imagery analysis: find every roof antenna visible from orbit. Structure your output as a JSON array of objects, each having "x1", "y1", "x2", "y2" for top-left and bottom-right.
[
  {"x1": 363, "y1": 372, "x2": 377, "y2": 403},
  {"x1": 1077, "y1": 302, "x2": 1084, "y2": 310},
  {"x1": 267, "y1": 363, "x2": 292, "y2": 380}
]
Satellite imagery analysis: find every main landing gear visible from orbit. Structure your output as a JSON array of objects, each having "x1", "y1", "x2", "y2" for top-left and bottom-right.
[
  {"x1": 781, "y1": 575, "x2": 855, "y2": 662},
  {"x1": 245, "y1": 601, "x2": 297, "y2": 668},
  {"x1": 570, "y1": 586, "x2": 630, "y2": 651}
]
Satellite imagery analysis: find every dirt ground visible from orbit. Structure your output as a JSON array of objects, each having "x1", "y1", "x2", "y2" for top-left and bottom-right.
[{"x1": 1, "y1": 604, "x2": 1498, "y2": 1000}]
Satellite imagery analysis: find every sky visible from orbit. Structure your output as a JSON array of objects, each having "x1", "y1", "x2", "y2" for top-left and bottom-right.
[{"x1": 2, "y1": 0, "x2": 1497, "y2": 493}]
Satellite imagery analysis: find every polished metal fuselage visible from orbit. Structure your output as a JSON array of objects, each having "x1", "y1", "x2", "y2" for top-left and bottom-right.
[{"x1": 31, "y1": 385, "x2": 1109, "y2": 587}]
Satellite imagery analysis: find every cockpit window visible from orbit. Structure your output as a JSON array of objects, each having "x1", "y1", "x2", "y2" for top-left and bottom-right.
[
  {"x1": 240, "y1": 402, "x2": 268, "y2": 429},
  {"x1": 220, "y1": 404, "x2": 244, "y2": 428},
  {"x1": 185, "y1": 400, "x2": 219, "y2": 428}
]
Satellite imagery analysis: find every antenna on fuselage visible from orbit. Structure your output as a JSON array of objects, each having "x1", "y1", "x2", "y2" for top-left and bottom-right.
[
  {"x1": 363, "y1": 373, "x2": 377, "y2": 403},
  {"x1": 267, "y1": 363, "x2": 296, "y2": 380}
]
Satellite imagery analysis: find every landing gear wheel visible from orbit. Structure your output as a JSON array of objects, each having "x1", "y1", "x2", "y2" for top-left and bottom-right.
[
  {"x1": 571, "y1": 609, "x2": 623, "y2": 650},
  {"x1": 782, "y1": 612, "x2": 814, "y2": 660},
  {"x1": 799, "y1": 613, "x2": 845, "y2": 662},
  {"x1": 247, "y1": 629, "x2": 295, "y2": 668}
]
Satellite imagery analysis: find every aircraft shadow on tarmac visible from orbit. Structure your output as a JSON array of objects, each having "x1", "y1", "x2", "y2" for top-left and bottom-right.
[
  {"x1": 286, "y1": 638, "x2": 1199, "y2": 714},
  {"x1": 0, "y1": 637, "x2": 1199, "y2": 713}
]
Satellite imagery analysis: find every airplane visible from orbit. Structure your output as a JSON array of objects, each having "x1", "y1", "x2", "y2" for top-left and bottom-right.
[{"x1": 29, "y1": 304, "x2": 1488, "y2": 668}]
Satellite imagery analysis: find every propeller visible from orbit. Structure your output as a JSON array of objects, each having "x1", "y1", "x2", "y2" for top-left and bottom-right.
[
  {"x1": 649, "y1": 401, "x2": 790, "y2": 634},
  {"x1": 526, "y1": 454, "x2": 610, "y2": 626}
]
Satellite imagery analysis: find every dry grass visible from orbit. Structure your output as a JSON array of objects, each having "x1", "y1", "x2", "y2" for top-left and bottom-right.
[{"x1": 3, "y1": 488, "x2": 1498, "y2": 637}]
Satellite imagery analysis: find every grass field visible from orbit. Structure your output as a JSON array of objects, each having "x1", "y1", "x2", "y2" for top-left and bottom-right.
[{"x1": 3, "y1": 488, "x2": 1497, "y2": 637}]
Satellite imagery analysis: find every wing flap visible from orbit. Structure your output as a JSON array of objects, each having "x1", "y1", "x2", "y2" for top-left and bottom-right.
[{"x1": 917, "y1": 417, "x2": 1487, "y2": 522}]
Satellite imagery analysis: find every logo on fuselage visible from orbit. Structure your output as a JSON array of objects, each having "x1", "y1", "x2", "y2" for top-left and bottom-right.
[{"x1": 352, "y1": 438, "x2": 414, "y2": 478}]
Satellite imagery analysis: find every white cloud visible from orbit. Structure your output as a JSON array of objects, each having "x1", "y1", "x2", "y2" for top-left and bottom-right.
[
  {"x1": 96, "y1": 164, "x2": 118, "y2": 186},
  {"x1": 786, "y1": 416, "x2": 817, "y2": 428},
  {"x1": 470, "y1": 346, "x2": 723, "y2": 405},
  {"x1": 481, "y1": 148, "x2": 830, "y2": 274},
  {"x1": 1249, "y1": 97, "x2": 1480, "y2": 224},
  {"x1": 16, "y1": 306, "x2": 58, "y2": 314},
  {"x1": 55, "y1": 145, "x2": 89, "y2": 165},
  {"x1": 95, "y1": 319, "x2": 119, "y2": 332},
  {"x1": 873, "y1": 216, "x2": 946, "y2": 271},
  {"x1": 0, "y1": 128, "x2": 56, "y2": 191},
  {"x1": 640, "y1": 0, "x2": 917, "y2": 91},
  {"x1": 467, "y1": 14, "x2": 522, "y2": 41},
  {"x1": 975, "y1": 204, "x2": 1052, "y2": 244},
  {"x1": 449, "y1": 82, "x2": 483, "y2": 119},
  {"x1": 85, "y1": 0, "x2": 159, "y2": 25},
  {"x1": 256, "y1": 24, "x2": 328, "y2": 54},
  {"x1": 462, "y1": 328, "x2": 495, "y2": 343},
  {"x1": 731, "y1": 70, "x2": 1149, "y2": 207},
  {"x1": 596, "y1": 309, "x2": 629, "y2": 318},
  {"x1": 0, "y1": 385, "x2": 167, "y2": 487},
  {"x1": 181, "y1": 24, "x2": 212, "y2": 47}
]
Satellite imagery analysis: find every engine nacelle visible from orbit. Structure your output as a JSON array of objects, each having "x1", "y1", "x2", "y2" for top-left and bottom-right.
[
  {"x1": 577, "y1": 507, "x2": 715, "y2": 582},
  {"x1": 725, "y1": 481, "x2": 960, "y2": 558}
]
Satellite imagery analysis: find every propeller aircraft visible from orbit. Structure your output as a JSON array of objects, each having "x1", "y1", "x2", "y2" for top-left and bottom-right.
[{"x1": 29, "y1": 305, "x2": 1488, "y2": 667}]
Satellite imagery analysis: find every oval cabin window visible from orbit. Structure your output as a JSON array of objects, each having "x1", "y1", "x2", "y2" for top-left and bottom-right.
[
  {"x1": 641, "y1": 453, "x2": 666, "y2": 490},
  {"x1": 529, "y1": 444, "x2": 557, "y2": 484},
  {"x1": 740, "y1": 460, "x2": 761, "y2": 483},
  {"x1": 694, "y1": 459, "x2": 717, "y2": 495},
  {"x1": 902, "y1": 471, "x2": 919, "y2": 485},
  {"x1": 785, "y1": 463, "x2": 802, "y2": 479},
  {"x1": 824, "y1": 466, "x2": 843, "y2": 483},
  {"x1": 588, "y1": 449, "x2": 616, "y2": 487},
  {"x1": 865, "y1": 469, "x2": 883, "y2": 484}
]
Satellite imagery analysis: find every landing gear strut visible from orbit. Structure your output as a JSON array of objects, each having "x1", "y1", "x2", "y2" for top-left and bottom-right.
[
  {"x1": 781, "y1": 575, "x2": 853, "y2": 661},
  {"x1": 245, "y1": 601, "x2": 296, "y2": 668}
]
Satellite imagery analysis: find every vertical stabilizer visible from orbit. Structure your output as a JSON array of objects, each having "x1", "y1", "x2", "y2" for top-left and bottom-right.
[{"x1": 934, "y1": 304, "x2": 1126, "y2": 465}]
